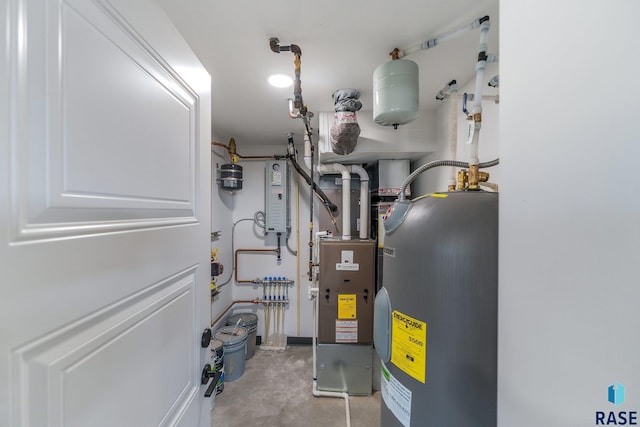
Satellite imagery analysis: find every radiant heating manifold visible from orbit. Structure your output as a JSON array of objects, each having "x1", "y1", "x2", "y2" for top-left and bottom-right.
[{"x1": 255, "y1": 277, "x2": 294, "y2": 349}]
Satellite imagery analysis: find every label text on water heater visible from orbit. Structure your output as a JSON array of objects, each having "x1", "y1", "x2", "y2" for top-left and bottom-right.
[{"x1": 391, "y1": 310, "x2": 427, "y2": 383}]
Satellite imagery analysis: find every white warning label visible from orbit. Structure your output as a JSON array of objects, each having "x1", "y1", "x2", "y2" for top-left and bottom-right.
[
  {"x1": 381, "y1": 363, "x2": 412, "y2": 427},
  {"x1": 335, "y1": 320, "x2": 358, "y2": 343}
]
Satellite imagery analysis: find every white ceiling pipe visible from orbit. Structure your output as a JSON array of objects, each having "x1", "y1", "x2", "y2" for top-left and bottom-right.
[
  {"x1": 435, "y1": 80, "x2": 461, "y2": 188},
  {"x1": 348, "y1": 165, "x2": 369, "y2": 240},
  {"x1": 449, "y1": 91, "x2": 459, "y2": 189},
  {"x1": 317, "y1": 163, "x2": 351, "y2": 240},
  {"x1": 310, "y1": 138, "x2": 369, "y2": 240},
  {"x1": 394, "y1": 16, "x2": 489, "y2": 59},
  {"x1": 468, "y1": 20, "x2": 491, "y2": 165},
  {"x1": 300, "y1": 135, "x2": 350, "y2": 237},
  {"x1": 390, "y1": 16, "x2": 492, "y2": 167}
]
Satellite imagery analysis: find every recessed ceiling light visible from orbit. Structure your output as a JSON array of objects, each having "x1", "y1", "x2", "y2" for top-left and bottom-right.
[{"x1": 268, "y1": 74, "x2": 293, "y2": 88}]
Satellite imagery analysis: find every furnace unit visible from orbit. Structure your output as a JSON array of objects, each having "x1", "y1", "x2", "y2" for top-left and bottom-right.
[{"x1": 316, "y1": 238, "x2": 375, "y2": 395}]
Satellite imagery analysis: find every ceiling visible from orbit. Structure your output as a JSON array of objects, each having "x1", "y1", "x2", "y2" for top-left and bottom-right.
[{"x1": 158, "y1": 0, "x2": 499, "y2": 147}]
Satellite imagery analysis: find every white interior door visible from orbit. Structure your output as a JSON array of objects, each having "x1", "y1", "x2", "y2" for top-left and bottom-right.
[{"x1": 0, "y1": 0, "x2": 212, "y2": 426}]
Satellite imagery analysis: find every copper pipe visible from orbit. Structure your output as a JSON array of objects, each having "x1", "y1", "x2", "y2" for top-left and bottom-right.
[
  {"x1": 211, "y1": 141, "x2": 229, "y2": 149},
  {"x1": 234, "y1": 248, "x2": 280, "y2": 283},
  {"x1": 211, "y1": 141, "x2": 233, "y2": 162},
  {"x1": 211, "y1": 141, "x2": 278, "y2": 160},
  {"x1": 211, "y1": 299, "x2": 259, "y2": 328},
  {"x1": 237, "y1": 154, "x2": 278, "y2": 160}
]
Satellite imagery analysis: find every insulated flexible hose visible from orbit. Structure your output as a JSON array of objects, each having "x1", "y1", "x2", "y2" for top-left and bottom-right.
[
  {"x1": 398, "y1": 158, "x2": 500, "y2": 200},
  {"x1": 286, "y1": 145, "x2": 339, "y2": 214}
]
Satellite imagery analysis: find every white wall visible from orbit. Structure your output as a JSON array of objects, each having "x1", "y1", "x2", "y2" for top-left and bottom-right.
[
  {"x1": 210, "y1": 142, "x2": 316, "y2": 339},
  {"x1": 210, "y1": 140, "x2": 235, "y2": 326},
  {"x1": 412, "y1": 61, "x2": 499, "y2": 195},
  {"x1": 499, "y1": 1, "x2": 640, "y2": 426}
]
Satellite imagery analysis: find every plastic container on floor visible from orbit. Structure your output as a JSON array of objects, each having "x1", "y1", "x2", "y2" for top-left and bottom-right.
[
  {"x1": 226, "y1": 312, "x2": 258, "y2": 359},
  {"x1": 214, "y1": 326, "x2": 248, "y2": 381}
]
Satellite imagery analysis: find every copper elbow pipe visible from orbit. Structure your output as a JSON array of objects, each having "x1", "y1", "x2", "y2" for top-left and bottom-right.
[
  {"x1": 212, "y1": 140, "x2": 278, "y2": 160},
  {"x1": 237, "y1": 154, "x2": 278, "y2": 160},
  {"x1": 211, "y1": 141, "x2": 229, "y2": 149},
  {"x1": 211, "y1": 140, "x2": 233, "y2": 161},
  {"x1": 234, "y1": 248, "x2": 281, "y2": 283}
]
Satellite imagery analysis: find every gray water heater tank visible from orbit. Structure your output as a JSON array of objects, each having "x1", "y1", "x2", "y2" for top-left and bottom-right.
[{"x1": 374, "y1": 191, "x2": 498, "y2": 427}]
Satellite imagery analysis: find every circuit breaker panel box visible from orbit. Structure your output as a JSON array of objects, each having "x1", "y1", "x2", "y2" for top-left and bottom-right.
[
  {"x1": 318, "y1": 239, "x2": 376, "y2": 344},
  {"x1": 265, "y1": 160, "x2": 289, "y2": 234}
]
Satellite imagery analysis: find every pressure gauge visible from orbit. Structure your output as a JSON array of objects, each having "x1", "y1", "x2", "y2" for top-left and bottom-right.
[{"x1": 272, "y1": 163, "x2": 280, "y2": 171}]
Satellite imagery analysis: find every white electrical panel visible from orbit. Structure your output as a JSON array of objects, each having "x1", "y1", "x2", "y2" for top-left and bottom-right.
[{"x1": 265, "y1": 160, "x2": 289, "y2": 234}]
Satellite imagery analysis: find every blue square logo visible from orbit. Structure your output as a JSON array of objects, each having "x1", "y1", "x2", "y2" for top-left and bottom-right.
[{"x1": 609, "y1": 382, "x2": 626, "y2": 406}]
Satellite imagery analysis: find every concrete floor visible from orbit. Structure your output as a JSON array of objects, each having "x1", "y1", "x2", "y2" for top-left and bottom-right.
[{"x1": 212, "y1": 345, "x2": 381, "y2": 427}]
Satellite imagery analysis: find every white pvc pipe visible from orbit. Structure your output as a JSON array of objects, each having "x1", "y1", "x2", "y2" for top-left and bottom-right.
[
  {"x1": 280, "y1": 302, "x2": 285, "y2": 347},
  {"x1": 311, "y1": 285, "x2": 351, "y2": 427},
  {"x1": 473, "y1": 35, "x2": 489, "y2": 115},
  {"x1": 336, "y1": 165, "x2": 351, "y2": 240},
  {"x1": 348, "y1": 165, "x2": 369, "y2": 239},
  {"x1": 468, "y1": 22, "x2": 490, "y2": 166},
  {"x1": 288, "y1": 98, "x2": 302, "y2": 119},
  {"x1": 459, "y1": 94, "x2": 499, "y2": 103},
  {"x1": 313, "y1": 380, "x2": 351, "y2": 427},
  {"x1": 449, "y1": 94, "x2": 459, "y2": 188},
  {"x1": 317, "y1": 164, "x2": 351, "y2": 240},
  {"x1": 396, "y1": 16, "x2": 484, "y2": 58},
  {"x1": 275, "y1": 300, "x2": 280, "y2": 346},
  {"x1": 264, "y1": 302, "x2": 270, "y2": 346}
]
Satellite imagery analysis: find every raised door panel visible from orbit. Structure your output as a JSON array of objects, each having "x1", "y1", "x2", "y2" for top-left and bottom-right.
[
  {"x1": 1, "y1": 0, "x2": 211, "y2": 426},
  {"x1": 12, "y1": 270, "x2": 197, "y2": 427},
  {"x1": 11, "y1": 0, "x2": 198, "y2": 243}
]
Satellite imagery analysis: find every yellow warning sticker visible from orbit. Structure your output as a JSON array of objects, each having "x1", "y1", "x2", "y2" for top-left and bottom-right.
[
  {"x1": 338, "y1": 294, "x2": 357, "y2": 319},
  {"x1": 391, "y1": 310, "x2": 427, "y2": 383}
]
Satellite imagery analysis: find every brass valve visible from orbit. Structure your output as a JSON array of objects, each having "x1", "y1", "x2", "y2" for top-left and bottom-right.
[
  {"x1": 455, "y1": 167, "x2": 490, "y2": 191},
  {"x1": 468, "y1": 164, "x2": 480, "y2": 189},
  {"x1": 228, "y1": 138, "x2": 239, "y2": 163},
  {"x1": 468, "y1": 165, "x2": 490, "y2": 190},
  {"x1": 456, "y1": 170, "x2": 468, "y2": 191}
]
